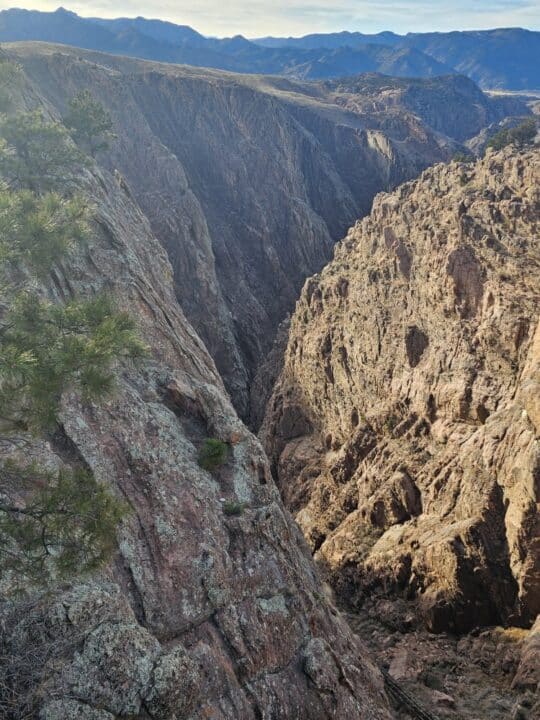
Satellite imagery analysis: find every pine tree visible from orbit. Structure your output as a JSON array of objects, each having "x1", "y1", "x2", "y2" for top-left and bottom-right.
[
  {"x1": 0, "y1": 463, "x2": 128, "y2": 586},
  {"x1": 0, "y1": 292, "x2": 147, "y2": 432},
  {"x1": 0, "y1": 186, "x2": 89, "y2": 277},
  {"x1": 63, "y1": 90, "x2": 115, "y2": 157},
  {"x1": 0, "y1": 79, "x2": 145, "y2": 587},
  {"x1": 0, "y1": 110, "x2": 87, "y2": 191}
]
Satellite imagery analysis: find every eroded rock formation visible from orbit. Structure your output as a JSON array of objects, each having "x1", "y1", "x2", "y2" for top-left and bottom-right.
[
  {"x1": 1, "y1": 42, "x2": 537, "y2": 719},
  {"x1": 8, "y1": 43, "x2": 525, "y2": 420},
  {"x1": 262, "y1": 147, "x2": 540, "y2": 635},
  {"x1": 0, "y1": 84, "x2": 391, "y2": 719}
]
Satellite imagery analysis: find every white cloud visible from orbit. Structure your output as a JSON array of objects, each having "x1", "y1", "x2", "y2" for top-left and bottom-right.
[{"x1": 0, "y1": 0, "x2": 539, "y2": 36}]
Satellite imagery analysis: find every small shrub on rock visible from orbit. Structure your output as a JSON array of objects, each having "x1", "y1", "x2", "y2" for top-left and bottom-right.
[
  {"x1": 453, "y1": 151, "x2": 475, "y2": 163},
  {"x1": 487, "y1": 118, "x2": 538, "y2": 152},
  {"x1": 198, "y1": 438, "x2": 229, "y2": 471},
  {"x1": 222, "y1": 501, "x2": 246, "y2": 516}
]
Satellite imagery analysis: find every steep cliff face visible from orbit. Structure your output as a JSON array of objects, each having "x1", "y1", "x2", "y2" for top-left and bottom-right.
[
  {"x1": 8, "y1": 43, "x2": 515, "y2": 420},
  {"x1": 263, "y1": 148, "x2": 540, "y2": 635},
  {"x1": 326, "y1": 73, "x2": 529, "y2": 143},
  {"x1": 0, "y1": 80, "x2": 391, "y2": 719}
]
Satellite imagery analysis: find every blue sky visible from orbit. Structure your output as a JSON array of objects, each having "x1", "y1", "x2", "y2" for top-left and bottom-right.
[{"x1": 1, "y1": 1, "x2": 539, "y2": 36}]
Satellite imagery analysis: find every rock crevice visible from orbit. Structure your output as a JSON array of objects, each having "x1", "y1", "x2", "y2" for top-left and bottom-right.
[{"x1": 262, "y1": 147, "x2": 540, "y2": 634}]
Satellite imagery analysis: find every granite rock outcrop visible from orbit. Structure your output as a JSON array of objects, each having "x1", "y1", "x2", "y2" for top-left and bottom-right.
[{"x1": 263, "y1": 147, "x2": 540, "y2": 634}]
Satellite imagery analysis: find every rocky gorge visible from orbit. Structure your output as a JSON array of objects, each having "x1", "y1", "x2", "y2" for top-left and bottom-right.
[
  {"x1": 0, "y1": 40, "x2": 538, "y2": 720},
  {"x1": 6, "y1": 42, "x2": 529, "y2": 421},
  {"x1": 0, "y1": 54, "x2": 393, "y2": 720},
  {"x1": 262, "y1": 147, "x2": 540, "y2": 717}
]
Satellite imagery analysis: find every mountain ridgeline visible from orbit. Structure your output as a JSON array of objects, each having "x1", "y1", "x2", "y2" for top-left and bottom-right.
[
  {"x1": 6, "y1": 42, "x2": 529, "y2": 422},
  {"x1": 0, "y1": 29, "x2": 538, "y2": 720},
  {"x1": 256, "y1": 27, "x2": 540, "y2": 90},
  {"x1": 1, "y1": 8, "x2": 540, "y2": 89}
]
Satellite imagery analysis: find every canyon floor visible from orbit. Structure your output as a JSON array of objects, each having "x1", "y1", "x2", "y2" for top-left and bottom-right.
[{"x1": 347, "y1": 600, "x2": 538, "y2": 719}]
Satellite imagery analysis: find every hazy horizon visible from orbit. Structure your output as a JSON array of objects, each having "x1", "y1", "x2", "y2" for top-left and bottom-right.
[{"x1": 0, "y1": 1, "x2": 539, "y2": 38}]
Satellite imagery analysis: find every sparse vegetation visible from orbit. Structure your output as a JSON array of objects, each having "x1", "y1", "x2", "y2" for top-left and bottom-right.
[
  {"x1": 453, "y1": 151, "x2": 475, "y2": 163},
  {"x1": 0, "y1": 464, "x2": 128, "y2": 585},
  {"x1": 0, "y1": 59, "x2": 23, "y2": 113},
  {"x1": 487, "y1": 118, "x2": 538, "y2": 152},
  {"x1": 0, "y1": 110, "x2": 87, "y2": 191},
  {"x1": 0, "y1": 187, "x2": 89, "y2": 277},
  {"x1": 63, "y1": 89, "x2": 115, "y2": 157},
  {"x1": 222, "y1": 500, "x2": 246, "y2": 516},
  {"x1": 0, "y1": 293, "x2": 146, "y2": 433},
  {"x1": 0, "y1": 77, "x2": 144, "y2": 585},
  {"x1": 384, "y1": 414, "x2": 399, "y2": 434},
  {"x1": 198, "y1": 438, "x2": 229, "y2": 471}
]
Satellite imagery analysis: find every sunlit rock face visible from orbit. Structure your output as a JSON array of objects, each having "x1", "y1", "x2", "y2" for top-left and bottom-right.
[
  {"x1": 11, "y1": 42, "x2": 523, "y2": 421},
  {"x1": 262, "y1": 147, "x2": 540, "y2": 634}
]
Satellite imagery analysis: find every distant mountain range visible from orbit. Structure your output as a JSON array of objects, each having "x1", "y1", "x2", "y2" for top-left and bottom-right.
[
  {"x1": 258, "y1": 27, "x2": 540, "y2": 89},
  {"x1": 0, "y1": 8, "x2": 539, "y2": 89}
]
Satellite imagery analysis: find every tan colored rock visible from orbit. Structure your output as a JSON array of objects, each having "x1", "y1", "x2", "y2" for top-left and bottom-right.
[
  {"x1": 431, "y1": 690, "x2": 456, "y2": 709},
  {"x1": 388, "y1": 647, "x2": 420, "y2": 682},
  {"x1": 263, "y1": 147, "x2": 540, "y2": 633},
  {"x1": 512, "y1": 616, "x2": 540, "y2": 692}
]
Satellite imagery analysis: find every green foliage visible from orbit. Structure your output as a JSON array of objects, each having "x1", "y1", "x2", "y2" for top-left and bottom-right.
[
  {"x1": 198, "y1": 438, "x2": 229, "y2": 471},
  {"x1": 453, "y1": 151, "x2": 475, "y2": 163},
  {"x1": 487, "y1": 118, "x2": 538, "y2": 152},
  {"x1": 0, "y1": 293, "x2": 147, "y2": 432},
  {"x1": 510, "y1": 118, "x2": 538, "y2": 147},
  {"x1": 384, "y1": 414, "x2": 399, "y2": 434},
  {"x1": 0, "y1": 59, "x2": 23, "y2": 113},
  {"x1": 0, "y1": 462, "x2": 128, "y2": 584},
  {"x1": 222, "y1": 501, "x2": 246, "y2": 516},
  {"x1": 0, "y1": 104, "x2": 146, "y2": 586},
  {"x1": 63, "y1": 90, "x2": 115, "y2": 157},
  {"x1": 0, "y1": 110, "x2": 87, "y2": 191},
  {"x1": 0, "y1": 186, "x2": 89, "y2": 277}
]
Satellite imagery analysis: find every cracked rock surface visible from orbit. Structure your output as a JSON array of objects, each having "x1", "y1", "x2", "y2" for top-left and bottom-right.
[
  {"x1": 0, "y1": 71, "x2": 391, "y2": 718},
  {"x1": 262, "y1": 147, "x2": 540, "y2": 635}
]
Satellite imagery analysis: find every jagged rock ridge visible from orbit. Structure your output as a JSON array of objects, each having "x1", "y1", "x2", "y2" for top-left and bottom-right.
[
  {"x1": 8, "y1": 42, "x2": 527, "y2": 421},
  {"x1": 0, "y1": 69, "x2": 392, "y2": 720},
  {"x1": 262, "y1": 147, "x2": 540, "y2": 635}
]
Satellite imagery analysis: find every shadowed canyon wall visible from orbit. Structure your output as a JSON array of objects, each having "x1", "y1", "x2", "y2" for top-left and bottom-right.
[{"x1": 9, "y1": 43, "x2": 527, "y2": 420}]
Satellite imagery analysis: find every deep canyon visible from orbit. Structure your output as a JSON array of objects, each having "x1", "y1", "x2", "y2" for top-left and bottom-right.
[{"x1": 0, "y1": 40, "x2": 538, "y2": 720}]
